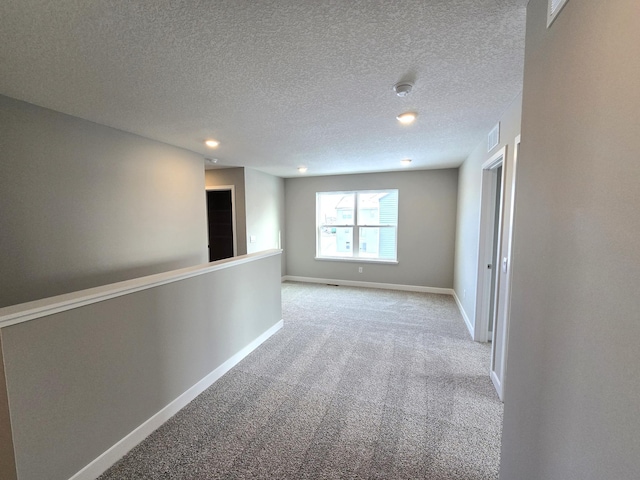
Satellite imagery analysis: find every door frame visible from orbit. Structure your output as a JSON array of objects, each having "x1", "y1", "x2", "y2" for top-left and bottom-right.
[
  {"x1": 491, "y1": 135, "x2": 521, "y2": 401},
  {"x1": 474, "y1": 146, "x2": 507, "y2": 343},
  {"x1": 205, "y1": 185, "x2": 237, "y2": 258}
]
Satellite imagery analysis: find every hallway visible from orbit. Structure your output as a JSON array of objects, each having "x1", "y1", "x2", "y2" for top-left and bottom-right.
[{"x1": 100, "y1": 283, "x2": 501, "y2": 479}]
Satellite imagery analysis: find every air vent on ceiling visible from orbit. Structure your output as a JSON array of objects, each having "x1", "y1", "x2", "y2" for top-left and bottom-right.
[
  {"x1": 488, "y1": 122, "x2": 500, "y2": 152},
  {"x1": 548, "y1": 0, "x2": 569, "y2": 27}
]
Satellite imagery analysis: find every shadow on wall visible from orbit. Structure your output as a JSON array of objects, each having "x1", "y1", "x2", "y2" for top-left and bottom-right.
[{"x1": 0, "y1": 254, "x2": 206, "y2": 309}]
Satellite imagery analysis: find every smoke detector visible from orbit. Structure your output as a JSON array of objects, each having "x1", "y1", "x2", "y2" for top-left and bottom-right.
[{"x1": 393, "y1": 82, "x2": 413, "y2": 97}]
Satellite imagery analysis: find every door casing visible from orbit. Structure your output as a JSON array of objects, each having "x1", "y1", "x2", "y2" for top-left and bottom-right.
[
  {"x1": 490, "y1": 136, "x2": 521, "y2": 401},
  {"x1": 475, "y1": 147, "x2": 507, "y2": 344}
]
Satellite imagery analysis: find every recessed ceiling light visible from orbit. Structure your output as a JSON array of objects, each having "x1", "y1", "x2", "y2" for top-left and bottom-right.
[
  {"x1": 401, "y1": 158, "x2": 412, "y2": 166},
  {"x1": 205, "y1": 139, "x2": 219, "y2": 148},
  {"x1": 298, "y1": 167, "x2": 308, "y2": 173},
  {"x1": 396, "y1": 112, "x2": 417, "y2": 124}
]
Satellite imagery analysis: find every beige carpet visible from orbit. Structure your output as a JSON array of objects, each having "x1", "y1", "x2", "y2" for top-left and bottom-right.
[{"x1": 100, "y1": 282, "x2": 502, "y2": 479}]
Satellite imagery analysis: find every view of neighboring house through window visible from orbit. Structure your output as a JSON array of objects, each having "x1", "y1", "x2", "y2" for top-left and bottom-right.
[{"x1": 316, "y1": 189, "x2": 398, "y2": 261}]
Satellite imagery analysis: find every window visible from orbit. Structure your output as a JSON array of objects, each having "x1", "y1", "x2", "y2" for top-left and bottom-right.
[{"x1": 316, "y1": 189, "x2": 398, "y2": 262}]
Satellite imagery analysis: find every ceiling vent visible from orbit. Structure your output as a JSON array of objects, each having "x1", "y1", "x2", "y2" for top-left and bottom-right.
[
  {"x1": 488, "y1": 123, "x2": 500, "y2": 152},
  {"x1": 548, "y1": 0, "x2": 569, "y2": 27}
]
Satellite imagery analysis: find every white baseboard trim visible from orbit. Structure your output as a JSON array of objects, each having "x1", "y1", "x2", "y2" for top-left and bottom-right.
[
  {"x1": 452, "y1": 291, "x2": 474, "y2": 340},
  {"x1": 69, "y1": 319, "x2": 284, "y2": 480},
  {"x1": 282, "y1": 275, "x2": 453, "y2": 296}
]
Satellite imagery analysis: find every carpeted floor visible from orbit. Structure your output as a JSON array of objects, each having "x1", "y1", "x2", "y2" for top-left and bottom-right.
[{"x1": 99, "y1": 282, "x2": 502, "y2": 479}]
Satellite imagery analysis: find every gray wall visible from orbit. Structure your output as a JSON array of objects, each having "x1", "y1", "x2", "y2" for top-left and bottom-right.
[
  {"x1": 244, "y1": 168, "x2": 286, "y2": 274},
  {"x1": 285, "y1": 169, "x2": 458, "y2": 288},
  {"x1": 0, "y1": 335, "x2": 17, "y2": 480},
  {"x1": 501, "y1": 1, "x2": 640, "y2": 479},
  {"x1": 453, "y1": 94, "x2": 522, "y2": 329},
  {"x1": 1, "y1": 253, "x2": 282, "y2": 480},
  {"x1": 0, "y1": 95, "x2": 208, "y2": 308},
  {"x1": 205, "y1": 167, "x2": 248, "y2": 256}
]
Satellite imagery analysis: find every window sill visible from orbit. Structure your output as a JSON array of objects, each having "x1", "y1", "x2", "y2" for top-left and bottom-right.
[{"x1": 315, "y1": 256, "x2": 398, "y2": 265}]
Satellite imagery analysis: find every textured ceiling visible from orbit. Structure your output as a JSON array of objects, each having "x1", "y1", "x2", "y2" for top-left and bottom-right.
[{"x1": 0, "y1": 0, "x2": 527, "y2": 177}]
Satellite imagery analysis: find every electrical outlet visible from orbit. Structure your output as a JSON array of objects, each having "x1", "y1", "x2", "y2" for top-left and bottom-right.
[
  {"x1": 463, "y1": 289, "x2": 466, "y2": 299},
  {"x1": 358, "y1": 267, "x2": 363, "y2": 273}
]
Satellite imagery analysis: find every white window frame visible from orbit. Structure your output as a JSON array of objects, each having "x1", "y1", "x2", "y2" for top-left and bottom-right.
[{"x1": 315, "y1": 189, "x2": 399, "y2": 264}]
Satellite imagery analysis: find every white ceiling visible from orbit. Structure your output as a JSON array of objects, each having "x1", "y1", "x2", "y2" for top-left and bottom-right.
[{"x1": 0, "y1": 0, "x2": 527, "y2": 177}]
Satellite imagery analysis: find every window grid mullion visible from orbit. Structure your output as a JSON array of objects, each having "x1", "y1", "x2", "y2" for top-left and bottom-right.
[{"x1": 354, "y1": 194, "x2": 360, "y2": 256}]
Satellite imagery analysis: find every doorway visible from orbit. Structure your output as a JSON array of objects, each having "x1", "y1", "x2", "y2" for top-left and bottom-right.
[
  {"x1": 475, "y1": 147, "x2": 506, "y2": 342},
  {"x1": 490, "y1": 136, "x2": 520, "y2": 401},
  {"x1": 475, "y1": 141, "x2": 519, "y2": 401},
  {"x1": 475, "y1": 146, "x2": 508, "y2": 400},
  {"x1": 487, "y1": 164, "x2": 503, "y2": 340},
  {"x1": 206, "y1": 186, "x2": 237, "y2": 262}
]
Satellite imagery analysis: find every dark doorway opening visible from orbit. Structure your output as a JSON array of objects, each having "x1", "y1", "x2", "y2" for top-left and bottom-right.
[{"x1": 206, "y1": 189, "x2": 235, "y2": 262}]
